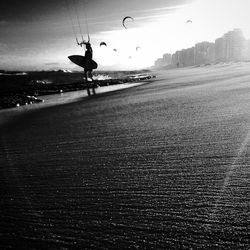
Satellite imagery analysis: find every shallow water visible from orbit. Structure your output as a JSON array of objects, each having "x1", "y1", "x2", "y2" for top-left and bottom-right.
[{"x1": 0, "y1": 66, "x2": 250, "y2": 249}]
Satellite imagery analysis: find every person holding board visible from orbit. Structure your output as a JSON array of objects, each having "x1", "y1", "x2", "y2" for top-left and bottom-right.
[
  {"x1": 77, "y1": 40, "x2": 94, "y2": 83},
  {"x1": 69, "y1": 39, "x2": 98, "y2": 96}
]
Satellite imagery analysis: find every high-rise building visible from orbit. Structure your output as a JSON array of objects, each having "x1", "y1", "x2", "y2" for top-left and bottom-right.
[
  {"x1": 215, "y1": 29, "x2": 247, "y2": 62},
  {"x1": 195, "y1": 42, "x2": 215, "y2": 64}
]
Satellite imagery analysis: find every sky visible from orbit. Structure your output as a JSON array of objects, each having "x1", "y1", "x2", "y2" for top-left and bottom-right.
[{"x1": 1, "y1": 0, "x2": 250, "y2": 71}]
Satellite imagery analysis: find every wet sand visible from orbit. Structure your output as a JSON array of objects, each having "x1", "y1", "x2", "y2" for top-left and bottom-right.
[
  {"x1": 0, "y1": 63, "x2": 250, "y2": 249},
  {"x1": 0, "y1": 82, "x2": 145, "y2": 127}
]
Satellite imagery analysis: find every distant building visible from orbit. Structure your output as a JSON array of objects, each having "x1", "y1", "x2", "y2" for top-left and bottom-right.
[
  {"x1": 215, "y1": 37, "x2": 226, "y2": 62},
  {"x1": 153, "y1": 28, "x2": 250, "y2": 69},
  {"x1": 171, "y1": 52, "x2": 178, "y2": 67},
  {"x1": 195, "y1": 42, "x2": 215, "y2": 64},
  {"x1": 182, "y1": 48, "x2": 195, "y2": 66},
  {"x1": 171, "y1": 51, "x2": 181, "y2": 67},
  {"x1": 153, "y1": 53, "x2": 172, "y2": 68},
  {"x1": 171, "y1": 48, "x2": 195, "y2": 67},
  {"x1": 246, "y1": 40, "x2": 250, "y2": 60},
  {"x1": 215, "y1": 29, "x2": 247, "y2": 62},
  {"x1": 162, "y1": 53, "x2": 172, "y2": 65},
  {"x1": 154, "y1": 58, "x2": 164, "y2": 68},
  {"x1": 206, "y1": 43, "x2": 215, "y2": 62}
]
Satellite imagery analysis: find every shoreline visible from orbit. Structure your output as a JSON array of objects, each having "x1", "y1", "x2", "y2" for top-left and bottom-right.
[
  {"x1": 0, "y1": 70, "x2": 154, "y2": 109},
  {"x1": 0, "y1": 81, "x2": 147, "y2": 127}
]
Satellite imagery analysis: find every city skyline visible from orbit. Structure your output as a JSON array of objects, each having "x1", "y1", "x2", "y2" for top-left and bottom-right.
[{"x1": 154, "y1": 28, "x2": 250, "y2": 69}]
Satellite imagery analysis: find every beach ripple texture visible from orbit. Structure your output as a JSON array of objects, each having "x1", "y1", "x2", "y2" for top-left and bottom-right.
[{"x1": 0, "y1": 64, "x2": 249, "y2": 249}]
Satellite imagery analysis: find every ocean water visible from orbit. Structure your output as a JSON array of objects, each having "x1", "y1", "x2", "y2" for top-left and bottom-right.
[{"x1": 0, "y1": 65, "x2": 249, "y2": 249}]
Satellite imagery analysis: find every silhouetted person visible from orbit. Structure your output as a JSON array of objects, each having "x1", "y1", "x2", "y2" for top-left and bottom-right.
[
  {"x1": 77, "y1": 41, "x2": 93, "y2": 81},
  {"x1": 78, "y1": 40, "x2": 95, "y2": 95}
]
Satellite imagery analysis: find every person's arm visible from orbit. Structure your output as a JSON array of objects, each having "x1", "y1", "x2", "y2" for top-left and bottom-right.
[{"x1": 76, "y1": 38, "x2": 87, "y2": 47}]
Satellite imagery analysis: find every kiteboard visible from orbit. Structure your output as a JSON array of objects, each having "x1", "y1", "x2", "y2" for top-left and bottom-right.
[{"x1": 68, "y1": 55, "x2": 98, "y2": 69}]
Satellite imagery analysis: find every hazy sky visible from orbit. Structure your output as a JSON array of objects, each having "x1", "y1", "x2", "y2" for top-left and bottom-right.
[{"x1": 1, "y1": 0, "x2": 250, "y2": 71}]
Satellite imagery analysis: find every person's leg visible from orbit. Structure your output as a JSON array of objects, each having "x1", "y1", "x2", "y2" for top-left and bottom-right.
[
  {"x1": 92, "y1": 85, "x2": 96, "y2": 95},
  {"x1": 84, "y1": 70, "x2": 91, "y2": 96},
  {"x1": 84, "y1": 69, "x2": 88, "y2": 81},
  {"x1": 89, "y1": 71, "x2": 93, "y2": 81},
  {"x1": 89, "y1": 71, "x2": 95, "y2": 95}
]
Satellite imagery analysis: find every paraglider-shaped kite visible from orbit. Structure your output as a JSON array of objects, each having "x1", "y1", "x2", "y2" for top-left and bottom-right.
[
  {"x1": 136, "y1": 46, "x2": 141, "y2": 51},
  {"x1": 100, "y1": 42, "x2": 107, "y2": 47},
  {"x1": 122, "y1": 16, "x2": 134, "y2": 29},
  {"x1": 113, "y1": 49, "x2": 117, "y2": 52},
  {"x1": 186, "y1": 20, "x2": 192, "y2": 24}
]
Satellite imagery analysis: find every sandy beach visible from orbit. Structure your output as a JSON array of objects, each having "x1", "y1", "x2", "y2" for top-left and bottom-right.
[{"x1": 1, "y1": 63, "x2": 250, "y2": 249}]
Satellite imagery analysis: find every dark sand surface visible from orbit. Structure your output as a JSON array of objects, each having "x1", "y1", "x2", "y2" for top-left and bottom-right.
[
  {"x1": 0, "y1": 82, "x2": 144, "y2": 126},
  {"x1": 0, "y1": 63, "x2": 250, "y2": 249}
]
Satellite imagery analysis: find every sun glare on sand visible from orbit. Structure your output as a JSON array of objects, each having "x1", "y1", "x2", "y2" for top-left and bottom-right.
[{"x1": 94, "y1": 0, "x2": 250, "y2": 70}]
